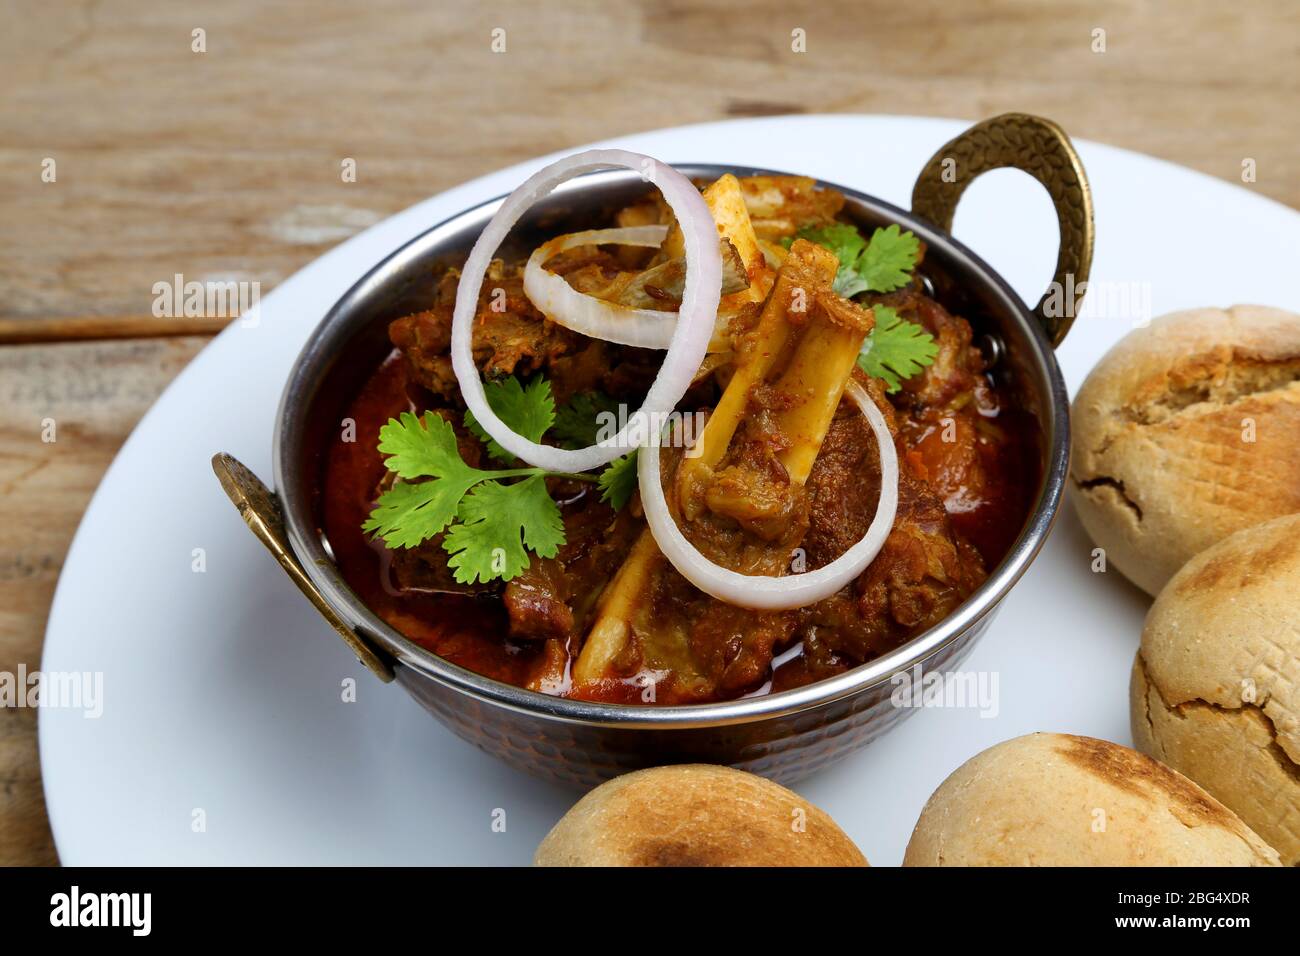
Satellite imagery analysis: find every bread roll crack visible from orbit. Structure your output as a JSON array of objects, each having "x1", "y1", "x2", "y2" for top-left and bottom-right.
[
  {"x1": 1140, "y1": 655, "x2": 1300, "y2": 786},
  {"x1": 1118, "y1": 360, "x2": 1300, "y2": 428},
  {"x1": 1075, "y1": 475, "x2": 1143, "y2": 521}
]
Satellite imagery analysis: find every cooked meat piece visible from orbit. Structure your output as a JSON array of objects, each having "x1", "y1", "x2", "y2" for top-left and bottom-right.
[
  {"x1": 556, "y1": 496, "x2": 644, "y2": 626},
  {"x1": 675, "y1": 397, "x2": 811, "y2": 568},
  {"x1": 611, "y1": 433, "x2": 804, "y2": 702},
  {"x1": 389, "y1": 540, "x2": 495, "y2": 597},
  {"x1": 503, "y1": 558, "x2": 574, "y2": 642},
  {"x1": 626, "y1": 562, "x2": 797, "y2": 702},
  {"x1": 388, "y1": 263, "x2": 667, "y2": 407},
  {"x1": 524, "y1": 638, "x2": 573, "y2": 695},
  {"x1": 687, "y1": 597, "x2": 796, "y2": 697},
  {"x1": 798, "y1": 381, "x2": 985, "y2": 662},
  {"x1": 881, "y1": 292, "x2": 1039, "y2": 560},
  {"x1": 502, "y1": 491, "x2": 643, "y2": 642},
  {"x1": 801, "y1": 382, "x2": 896, "y2": 568},
  {"x1": 900, "y1": 293, "x2": 991, "y2": 409},
  {"x1": 389, "y1": 265, "x2": 585, "y2": 404},
  {"x1": 678, "y1": 607, "x2": 751, "y2": 692},
  {"x1": 850, "y1": 472, "x2": 984, "y2": 638}
]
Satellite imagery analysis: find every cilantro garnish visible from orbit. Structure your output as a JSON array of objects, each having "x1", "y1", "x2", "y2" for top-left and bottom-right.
[
  {"x1": 464, "y1": 376, "x2": 555, "y2": 463},
  {"x1": 362, "y1": 411, "x2": 560, "y2": 563},
  {"x1": 554, "y1": 390, "x2": 639, "y2": 509},
  {"x1": 553, "y1": 390, "x2": 623, "y2": 449},
  {"x1": 853, "y1": 225, "x2": 922, "y2": 295},
  {"x1": 364, "y1": 380, "x2": 638, "y2": 584},
  {"x1": 796, "y1": 222, "x2": 922, "y2": 298},
  {"x1": 786, "y1": 223, "x2": 865, "y2": 296},
  {"x1": 443, "y1": 474, "x2": 565, "y2": 584},
  {"x1": 795, "y1": 222, "x2": 936, "y2": 390},
  {"x1": 857, "y1": 306, "x2": 939, "y2": 393},
  {"x1": 597, "y1": 452, "x2": 639, "y2": 510}
]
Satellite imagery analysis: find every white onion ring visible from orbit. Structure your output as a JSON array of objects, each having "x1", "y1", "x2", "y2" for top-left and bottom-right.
[
  {"x1": 523, "y1": 225, "x2": 675, "y2": 349},
  {"x1": 523, "y1": 225, "x2": 731, "y2": 351},
  {"x1": 451, "y1": 150, "x2": 722, "y2": 472},
  {"x1": 638, "y1": 380, "x2": 898, "y2": 610}
]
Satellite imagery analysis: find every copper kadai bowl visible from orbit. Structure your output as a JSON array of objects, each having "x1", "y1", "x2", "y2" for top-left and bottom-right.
[{"x1": 215, "y1": 113, "x2": 1093, "y2": 788}]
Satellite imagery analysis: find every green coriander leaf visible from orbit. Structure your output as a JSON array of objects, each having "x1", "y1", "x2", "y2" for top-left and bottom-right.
[
  {"x1": 374, "y1": 410, "x2": 469, "y2": 481},
  {"x1": 553, "y1": 391, "x2": 623, "y2": 449},
  {"x1": 795, "y1": 223, "x2": 866, "y2": 270},
  {"x1": 363, "y1": 412, "x2": 489, "y2": 548},
  {"x1": 857, "y1": 306, "x2": 939, "y2": 392},
  {"x1": 832, "y1": 267, "x2": 869, "y2": 299},
  {"x1": 856, "y1": 224, "x2": 921, "y2": 293},
  {"x1": 597, "y1": 452, "x2": 639, "y2": 510},
  {"x1": 442, "y1": 475, "x2": 564, "y2": 584},
  {"x1": 363, "y1": 405, "x2": 583, "y2": 579},
  {"x1": 464, "y1": 376, "x2": 555, "y2": 463},
  {"x1": 796, "y1": 222, "x2": 920, "y2": 296},
  {"x1": 361, "y1": 480, "x2": 457, "y2": 551},
  {"x1": 800, "y1": 230, "x2": 870, "y2": 296}
]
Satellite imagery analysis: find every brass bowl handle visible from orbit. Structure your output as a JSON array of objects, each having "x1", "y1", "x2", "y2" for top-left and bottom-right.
[
  {"x1": 212, "y1": 453, "x2": 395, "y2": 682},
  {"x1": 910, "y1": 112, "x2": 1094, "y2": 348}
]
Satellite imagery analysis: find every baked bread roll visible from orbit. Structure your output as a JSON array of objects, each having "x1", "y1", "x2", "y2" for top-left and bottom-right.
[
  {"x1": 903, "y1": 733, "x2": 1279, "y2": 866},
  {"x1": 1131, "y1": 513, "x2": 1300, "y2": 865},
  {"x1": 534, "y1": 764, "x2": 867, "y2": 866},
  {"x1": 1071, "y1": 305, "x2": 1300, "y2": 595}
]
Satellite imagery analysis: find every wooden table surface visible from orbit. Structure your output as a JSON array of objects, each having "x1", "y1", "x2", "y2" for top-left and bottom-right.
[{"x1": 2, "y1": 0, "x2": 1296, "y2": 865}]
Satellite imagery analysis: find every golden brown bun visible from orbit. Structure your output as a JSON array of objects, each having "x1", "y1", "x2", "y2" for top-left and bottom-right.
[
  {"x1": 1070, "y1": 305, "x2": 1300, "y2": 595},
  {"x1": 903, "y1": 733, "x2": 1279, "y2": 866},
  {"x1": 533, "y1": 764, "x2": 868, "y2": 867},
  {"x1": 1130, "y1": 513, "x2": 1300, "y2": 865}
]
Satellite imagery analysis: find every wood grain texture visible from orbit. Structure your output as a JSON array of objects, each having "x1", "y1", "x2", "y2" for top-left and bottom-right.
[
  {"x1": 2, "y1": 0, "x2": 1296, "y2": 324},
  {"x1": 0, "y1": 0, "x2": 1296, "y2": 864},
  {"x1": 0, "y1": 316, "x2": 232, "y2": 345},
  {"x1": 0, "y1": 338, "x2": 210, "y2": 864}
]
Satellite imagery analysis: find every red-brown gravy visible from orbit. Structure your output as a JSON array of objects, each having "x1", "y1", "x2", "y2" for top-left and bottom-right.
[{"x1": 319, "y1": 346, "x2": 1039, "y2": 700}]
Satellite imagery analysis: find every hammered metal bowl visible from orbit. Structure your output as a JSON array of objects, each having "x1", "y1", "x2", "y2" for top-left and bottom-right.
[{"x1": 216, "y1": 113, "x2": 1093, "y2": 788}]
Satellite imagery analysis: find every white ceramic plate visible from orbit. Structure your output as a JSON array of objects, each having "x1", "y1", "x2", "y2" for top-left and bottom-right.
[{"x1": 40, "y1": 115, "x2": 1300, "y2": 865}]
